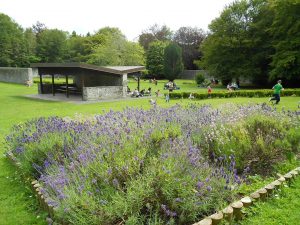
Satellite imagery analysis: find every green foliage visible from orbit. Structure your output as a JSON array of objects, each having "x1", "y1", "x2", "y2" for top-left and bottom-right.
[
  {"x1": 24, "y1": 28, "x2": 39, "y2": 63},
  {"x1": 36, "y1": 29, "x2": 68, "y2": 63},
  {"x1": 87, "y1": 27, "x2": 145, "y2": 66},
  {"x1": 173, "y1": 27, "x2": 206, "y2": 70},
  {"x1": 200, "y1": 0, "x2": 300, "y2": 87},
  {"x1": 193, "y1": 111, "x2": 299, "y2": 174},
  {"x1": 0, "y1": 13, "x2": 28, "y2": 67},
  {"x1": 169, "y1": 89, "x2": 300, "y2": 99},
  {"x1": 146, "y1": 41, "x2": 167, "y2": 78},
  {"x1": 199, "y1": 0, "x2": 272, "y2": 86},
  {"x1": 65, "y1": 35, "x2": 91, "y2": 62},
  {"x1": 269, "y1": 0, "x2": 300, "y2": 86},
  {"x1": 238, "y1": 174, "x2": 274, "y2": 196},
  {"x1": 138, "y1": 24, "x2": 172, "y2": 50},
  {"x1": 163, "y1": 43, "x2": 184, "y2": 81},
  {"x1": 122, "y1": 41, "x2": 145, "y2": 66},
  {"x1": 195, "y1": 72, "x2": 205, "y2": 85}
]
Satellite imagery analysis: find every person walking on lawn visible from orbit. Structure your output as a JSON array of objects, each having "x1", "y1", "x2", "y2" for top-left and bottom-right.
[{"x1": 269, "y1": 80, "x2": 284, "y2": 104}]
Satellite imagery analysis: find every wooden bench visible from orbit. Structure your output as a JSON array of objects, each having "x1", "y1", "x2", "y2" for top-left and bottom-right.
[{"x1": 56, "y1": 86, "x2": 81, "y2": 95}]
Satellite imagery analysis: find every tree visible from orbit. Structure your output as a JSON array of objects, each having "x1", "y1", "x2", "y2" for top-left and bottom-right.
[
  {"x1": 87, "y1": 27, "x2": 145, "y2": 66},
  {"x1": 65, "y1": 35, "x2": 90, "y2": 62},
  {"x1": 199, "y1": 0, "x2": 272, "y2": 85},
  {"x1": 246, "y1": 0, "x2": 275, "y2": 85},
  {"x1": 0, "y1": 13, "x2": 28, "y2": 67},
  {"x1": 36, "y1": 29, "x2": 68, "y2": 62},
  {"x1": 146, "y1": 41, "x2": 167, "y2": 78},
  {"x1": 269, "y1": 0, "x2": 300, "y2": 86},
  {"x1": 87, "y1": 27, "x2": 124, "y2": 65},
  {"x1": 32, "y1": 21, "x2": 47, "y2": 37},
  {"x1": 173, "y1": 27, "x2": 206, "y2": 69},
  {"x1": 122, "y1": 41, "x2": 145, "y2": 66},
  {"x1": 138, "y1": 24, "x2": 172, "y2": 50},
  {"x1": 24, "y1": 28, "x2": 39, "y2": 63},
  {"x1": 164, "y1": 43, "x2": 183, "y2": 81}
]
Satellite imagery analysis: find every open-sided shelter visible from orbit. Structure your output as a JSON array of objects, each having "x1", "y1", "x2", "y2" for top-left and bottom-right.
[{"x1": 31, "y1": 63, "x2": 145, "y2": 101}]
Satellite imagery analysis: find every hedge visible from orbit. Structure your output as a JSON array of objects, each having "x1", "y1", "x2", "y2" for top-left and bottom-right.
[{"x1": 169, "y1": 89, "x2": 300, "y2": 99}]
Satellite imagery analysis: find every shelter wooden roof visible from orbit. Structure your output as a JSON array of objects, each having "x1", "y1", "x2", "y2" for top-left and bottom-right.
[{"x1": 31, "y1": 63, "x2": 145, "y2": 75}]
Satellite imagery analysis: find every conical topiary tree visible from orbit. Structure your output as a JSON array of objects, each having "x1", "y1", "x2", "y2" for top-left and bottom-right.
[{"x1": 163, "y1": 42, "x2": 184, "y2": 81}]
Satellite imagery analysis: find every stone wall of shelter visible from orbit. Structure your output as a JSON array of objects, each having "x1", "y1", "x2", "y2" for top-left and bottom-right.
[{"x1": 82, "y1": 86, "x2": 125, "y2": 101}]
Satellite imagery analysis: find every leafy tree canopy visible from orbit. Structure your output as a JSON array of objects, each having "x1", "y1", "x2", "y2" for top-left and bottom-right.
[
  {"x1": 173, "y1": 26, "x2": 206, "y2": 69},
  {"x1": 199, "y1": 0, "x2": 274, "y2": 85},
  {"x1": 88, "y1": 27, "x2": 145, "y2": 66},
  {"x1": 0, "y1": 13, "x2": 28, "y2": 66},
  {"x1": 36, "y1": 29, "x2": 68, "y2": 63},
  {"x1": 139, "y1": 24, "x2": 172, "y2": 50},
  {"x1": 199, "y1": 0, "x2": 299, "y2": 86},
  {"x1": 269, "y1": 0, "x2": 300, "y2": 85},
  {"x1": 146, "y1": 41, "x2": 168, "y2": 78}
]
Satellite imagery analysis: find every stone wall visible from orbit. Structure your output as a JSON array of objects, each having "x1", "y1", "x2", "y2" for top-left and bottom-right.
[
  {"x1": 83, "y1": 86, "x2": 124, "y2": 101},
  {"x1": 180, "y1": 70, "x2": 208, "y2": 80},
  {"x1": 0, "y1": 67, "x2": 38, "y2": 84}
]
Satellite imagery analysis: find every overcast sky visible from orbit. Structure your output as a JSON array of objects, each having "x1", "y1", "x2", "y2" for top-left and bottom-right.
[{"x1": 0, "y1": 0, "x2": 233, "y2": 41}]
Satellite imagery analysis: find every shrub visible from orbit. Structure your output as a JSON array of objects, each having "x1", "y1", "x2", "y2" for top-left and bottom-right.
[
  {"x1": 169, "y1": 89, "x2": 300, "y2": 99},
  {"x1": 195, "y1": 72, "x2": 205, "y2": 85},
  {"x1": 192, "y1": 105, "x2": 299, "y2": 174}
]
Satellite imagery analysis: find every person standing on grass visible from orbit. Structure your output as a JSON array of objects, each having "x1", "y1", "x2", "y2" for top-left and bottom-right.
[
  {"x1": 269, "y1": 80, "x2": 284, "y2": 104},
  {"x1": 165, "y1": 91, "x2": 170, "y2": 103},
  {"x1": 208, "y1": 86, "x2": 212, "y2": 98},
  {"x1": 189, "y1": 93, "x2": 195, "y2": 100}
]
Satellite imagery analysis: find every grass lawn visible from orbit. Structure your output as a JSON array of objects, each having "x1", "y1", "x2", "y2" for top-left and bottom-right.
[
  {"x1": 0, "y1": 81, "x2": 299, "y2": 224},
  {"x1": 240, "y1": 176, "x2": 300, "y2": 225}
]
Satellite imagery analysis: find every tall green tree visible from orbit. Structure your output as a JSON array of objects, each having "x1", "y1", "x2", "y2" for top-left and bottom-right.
[
  {"x1": 164, "y1": 42, "x2": 183, "y2": 81},
  {"x1": 246, "y1": 0, "x2": 275, "y2": 85},
  {"x1": 173, "y1": 27, "x2": 206, "y2": 69},
  {"x1": 87, "y1": 27, "x2": 144, "y2": 66},
  {"x1": 199, "y1": 0, "x2": 272, "y2": 85},
  {"x1": 36, "y1": 29, "x2": 68, "y2": 62},
  {"x1": 146, "y1": 41, "x2": 167, "y2": 78},
  {"x1": 65, "y1": 35, "x2": 90, "y2": 62},
  {"x1": 122, "y1": 41, "x2": 145, "y2": 66},
  {"x1": 269, "y1": 0, "x2": 300, "y2": 86},
  {"x1": 0, "y1": 13, "x2": 28, "y2": 67},
  {"x1": 139, "y1": 24, "x2": 172, "y2": 50},
  {"x1": 32, "y1": 21, "x2": 46, "y2": 36},
  {"x1": 24, "y1": 28, "x2": 39, "y2": 63}
]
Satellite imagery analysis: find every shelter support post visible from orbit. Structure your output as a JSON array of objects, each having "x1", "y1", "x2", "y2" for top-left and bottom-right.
[
  {"x1": 66, "y1": 75, "x2": 69, "y2": 98},
  {"x1": 51, "y1": 74, "x2": 55, "y2": 96},
  {"x1": 81, "y1": 74, "x2": 84, "y2": 100},
  {"x1": 39, "y1": 74, "x2": 43, "y2": 94}
]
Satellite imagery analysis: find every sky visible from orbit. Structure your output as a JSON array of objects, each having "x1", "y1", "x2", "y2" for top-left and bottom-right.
[{"x1": 0, "y1": 0, "x2": 234, "y2": 41}]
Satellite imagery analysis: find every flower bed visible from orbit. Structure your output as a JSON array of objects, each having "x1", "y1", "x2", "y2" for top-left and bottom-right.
[{"x1": 5, "y1": 104, "x2": 300, "y2": 224}]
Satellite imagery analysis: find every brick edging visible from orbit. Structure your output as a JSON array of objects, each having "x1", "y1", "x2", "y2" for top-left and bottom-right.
[{"x1": 193, "y1": 167, "x2": 300, "y2": 225}]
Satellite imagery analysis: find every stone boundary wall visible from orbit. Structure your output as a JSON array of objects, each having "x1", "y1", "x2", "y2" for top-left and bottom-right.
[
  {"x1": 180, "y1": 70, "x2": 209, "y2": 80},
  {"x1": 83, "y1": 86, "x2": 125, "y2": 101},
  {"x1": 0, "y1": 67, "x2": 38, "y2": 84}
]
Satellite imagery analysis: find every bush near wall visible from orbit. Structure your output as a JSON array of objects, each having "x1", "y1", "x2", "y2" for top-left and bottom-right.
[{"x1": 170, "y1": 89, "x2": 300, "y2": 99}]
